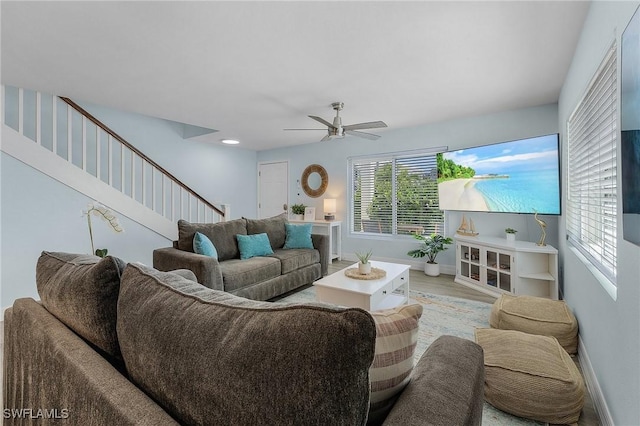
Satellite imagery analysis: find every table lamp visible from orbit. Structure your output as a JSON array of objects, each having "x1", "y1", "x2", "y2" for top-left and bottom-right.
[{"x1": 323, "y1": 198, "x2": 336, "y2": 221}]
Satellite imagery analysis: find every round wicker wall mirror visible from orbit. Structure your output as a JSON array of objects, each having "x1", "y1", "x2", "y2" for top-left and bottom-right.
[{"x1": 301, "y1": 164, "x2": 328, "y2": 198}]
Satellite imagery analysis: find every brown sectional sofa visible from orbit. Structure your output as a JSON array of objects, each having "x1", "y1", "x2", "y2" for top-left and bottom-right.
[
  {"x1": 153, "y1": 214, "x2": 329, "y2": 300},
  {"x1": 4, "y1": 251, "x2": 486, "y2": 425}
]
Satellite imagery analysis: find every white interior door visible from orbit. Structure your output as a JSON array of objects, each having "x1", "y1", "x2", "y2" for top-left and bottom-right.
[{"x1": 258, "y1": 161, "x2": 289, "y2": 219}]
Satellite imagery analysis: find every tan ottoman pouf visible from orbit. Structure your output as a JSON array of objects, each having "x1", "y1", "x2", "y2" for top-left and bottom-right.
[
  {"x1": 475, "y1": 328, "x2": 584, "y2": 424},
  {"x1": 490, "y1": 294, "x2": 578, "y2": 354}
]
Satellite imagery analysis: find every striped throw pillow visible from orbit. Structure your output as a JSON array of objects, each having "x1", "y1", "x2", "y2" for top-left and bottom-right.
[{"x1": 368, "y1": 303, "x2": 423, "y2": 424}]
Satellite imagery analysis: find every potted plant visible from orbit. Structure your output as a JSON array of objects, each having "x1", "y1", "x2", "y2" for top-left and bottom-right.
[
  {"x1": 505, "y1": 228, "x2": 517, "y2": 243},
  {"x1": 291, "y1": 203, "x2": 306, "y2": 220},
  {"x1": 407, "y1": 233, "x2": 453, "y2": 276},
  {"x1": 355, "y1": 249, "x2": 372, "y2": 274},
  {"x1": 83, "y1": 202, "x2": 124, "y2": 257}
]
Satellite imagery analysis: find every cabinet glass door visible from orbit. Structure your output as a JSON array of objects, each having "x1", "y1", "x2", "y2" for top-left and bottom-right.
[
  {"x1": 459, "y1": 244, "x2": 480, "y2": 283},
  {"x1": 486, "y1": 249, "x2": 512, "y2": 293}
]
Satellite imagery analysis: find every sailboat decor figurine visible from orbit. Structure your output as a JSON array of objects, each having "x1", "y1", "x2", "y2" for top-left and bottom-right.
[{"x1": 456, "y1": 214, "x2": 479, "y2": 236}]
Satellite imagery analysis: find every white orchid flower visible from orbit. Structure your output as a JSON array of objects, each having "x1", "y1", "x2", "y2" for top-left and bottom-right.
[{"x1": 83, "y1": 201, "x2": 124, "y2": 256}]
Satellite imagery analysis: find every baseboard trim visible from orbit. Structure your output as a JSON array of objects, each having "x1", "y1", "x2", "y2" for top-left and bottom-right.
[{"x1": 578, "y1": 336, "x2": 612, "y2": 426}]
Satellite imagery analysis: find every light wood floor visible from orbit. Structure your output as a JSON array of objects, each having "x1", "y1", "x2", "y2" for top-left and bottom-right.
[{"x1": 328, "y1": 260, "x2": 600, "y2": 426}]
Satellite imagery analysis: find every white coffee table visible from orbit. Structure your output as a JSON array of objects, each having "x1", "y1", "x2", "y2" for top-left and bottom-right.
[{"x1": 313, "y1": 260, "x2": 410, "y2": 311}]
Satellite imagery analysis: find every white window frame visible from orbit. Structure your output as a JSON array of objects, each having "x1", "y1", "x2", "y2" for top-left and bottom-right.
[
  {"x1": 348, "y1": 147, "x2": 446, "y2": 238},
  {"x1": 566, "y1": 42, "x2": 618, "y2": 295}
]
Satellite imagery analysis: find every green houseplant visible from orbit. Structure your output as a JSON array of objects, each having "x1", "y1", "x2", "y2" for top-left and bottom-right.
[
  {"x1": 291, "y1": 203, "x2": 306, "y2": 220},
  {"x1": 407, "y1": 233, "x2": 453, "y2": 276},
  {"x1": 505, "y1": 228, "x2": 517, "y2": 242},
  {"x1": 355, "y1": 249, "x2": 373, "y2": 274}
]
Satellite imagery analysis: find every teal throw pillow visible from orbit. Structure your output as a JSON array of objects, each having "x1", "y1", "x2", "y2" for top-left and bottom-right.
[
  {"x1": 236, "y1": 233, "x2": 274, "y2": 260},
  {"x1": 283, "y1": 223, "x2": 314, "y2": 249},
  {"x1": 193, "y1": 232, "x2": 218, "y2": 259}
]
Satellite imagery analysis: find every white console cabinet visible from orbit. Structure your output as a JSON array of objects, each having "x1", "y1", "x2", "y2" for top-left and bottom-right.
[{"x1": 455, "y1": 235, "x2": 558, "y2": 300}]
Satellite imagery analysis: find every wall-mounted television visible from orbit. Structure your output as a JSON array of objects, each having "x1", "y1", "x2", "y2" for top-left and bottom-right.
[{"x1": 437, "y1": 134, "x2": 561, "y2": 215}]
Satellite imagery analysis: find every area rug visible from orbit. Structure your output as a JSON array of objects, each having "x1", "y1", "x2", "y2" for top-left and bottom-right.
[{"x1": 277, "y1": 286, "x2": 545, "y2": 426}]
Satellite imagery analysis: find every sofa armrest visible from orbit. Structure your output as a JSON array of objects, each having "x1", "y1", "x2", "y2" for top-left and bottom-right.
[
  {"x1": 4, "y1": 299, "x2": 180, "y2": 426},
  {"x1": 382, "y1": 335, "x2": 485, "y2": 426},
  {"x1": 153, "y1": 247, "x2": 224, "y2": 291},
  {"x1": 311, "y1": 234, "x2": 329, "y2": 276}
]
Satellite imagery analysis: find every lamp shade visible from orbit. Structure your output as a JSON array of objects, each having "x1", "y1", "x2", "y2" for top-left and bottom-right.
[
  {"x1": 323, "y1": 198, "x2": 337, "y2": 221},
  {"x1": 324, "y1": 198, "x2": 336, "y2": 213}
]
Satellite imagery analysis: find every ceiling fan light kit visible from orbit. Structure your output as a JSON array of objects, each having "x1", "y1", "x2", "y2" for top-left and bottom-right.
[{"x1": 285, "y1": 101, "x2": 387, "y2": 142}]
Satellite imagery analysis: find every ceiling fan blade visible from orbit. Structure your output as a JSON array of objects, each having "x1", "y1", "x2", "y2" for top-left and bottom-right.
[
  {"x1": 342, "y1": 121, "x2": 387, "y2": 131},
  {"x1": 308, "y1": 115, "x2": 336, "y2": 129},
  {"x1": 320, "y1": 134, "x2": 331, "y2": 142},
  {"x1": 345, "y1": 130, "x2": 381, "y2": 140},
  {"x1": 283, "y1": 128, "x2": 326, "y2": 131}
]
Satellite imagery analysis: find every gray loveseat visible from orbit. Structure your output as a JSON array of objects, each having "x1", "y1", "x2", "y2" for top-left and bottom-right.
[
  {"x1": 4, "y1": 252, "x2": 485, "y2": 426},
  {"x1": 153, "y1": 214, "x2": 329, "y2": 300}
]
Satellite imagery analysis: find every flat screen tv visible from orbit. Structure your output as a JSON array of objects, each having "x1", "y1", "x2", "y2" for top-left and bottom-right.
[{"x1": 437, "y1": 134, "x2": 560, "y2": 215}]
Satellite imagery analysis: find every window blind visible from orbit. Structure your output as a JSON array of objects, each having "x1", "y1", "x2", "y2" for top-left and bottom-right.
[
  {"x1": 567, "y1": 43, "x2": 618, "y2": 283},
  {"x1": 350, "y1": 149, "x2": 444, "y2": 236}
]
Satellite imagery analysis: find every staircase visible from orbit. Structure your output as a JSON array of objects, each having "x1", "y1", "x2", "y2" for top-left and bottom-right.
[{"x1": 1, "y1": 85, "x2": 227, "y2": 240}]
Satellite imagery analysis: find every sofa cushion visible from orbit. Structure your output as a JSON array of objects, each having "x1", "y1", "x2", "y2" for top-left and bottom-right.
[
  {"x1": 283, "y1": 223, "x2": 314, "y2": 249},
  {"x1": 193, "y1": 232, "x2": 218, "y2": 259},
  {"x1": 219, "y1": 257, "x2": 282, "y2": 292},
  {"x1": 177, "y1": 218, "x2": 247, "y2": 260},
  {"x1": 271, "y1": 248, "x2": 320, "y2": 275},
  {"x1": 36, "y1": 251, "x2": 126, "y2": 360},
  {"x1": 245, "y1": 213, "x2": 288, "y2": 249},
  {"x1": 236, "y1": 233, "x2": 274, "y2": 259},
  {"x1": 368, "y1": 303, "x2": 423, "y2": 424},
  {"x1": 117, "y1": 264, "x2": 376, "y2": 426}
]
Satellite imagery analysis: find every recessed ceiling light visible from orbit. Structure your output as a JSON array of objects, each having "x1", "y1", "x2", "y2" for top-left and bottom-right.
[{"x1": 222, "y1": 139, "x2": 240, "y2": 145}]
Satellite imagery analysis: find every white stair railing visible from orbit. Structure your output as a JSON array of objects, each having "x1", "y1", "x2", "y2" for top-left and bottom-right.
[{"x1": 2, "y1": 85, "x2": 227, "y2": 239}]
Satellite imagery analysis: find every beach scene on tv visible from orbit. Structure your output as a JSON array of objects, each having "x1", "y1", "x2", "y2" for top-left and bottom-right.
[{"x1": 437, "y1": 134, "x2": 560, "y2": 214}]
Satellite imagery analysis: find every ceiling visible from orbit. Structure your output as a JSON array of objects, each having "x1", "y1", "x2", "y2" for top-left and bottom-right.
[{"x1": 1, "y1": 1, "x2": 590, "y2": 151}]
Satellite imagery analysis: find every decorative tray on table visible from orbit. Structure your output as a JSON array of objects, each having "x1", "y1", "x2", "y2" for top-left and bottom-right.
[{"x1": 344, "y1": 268, "x2": 386, "y2": 280}]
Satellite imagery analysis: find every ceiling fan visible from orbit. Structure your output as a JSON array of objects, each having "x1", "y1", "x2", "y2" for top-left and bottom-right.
[{"x1": 285, "y1": 102, "x2": 387, "y2": 141}]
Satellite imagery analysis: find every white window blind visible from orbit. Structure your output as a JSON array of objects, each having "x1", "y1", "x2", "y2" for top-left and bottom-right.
[
  {"x1": 567, "y1": 43, "x2": 618, "y2": 284},
  {"x1": 350, "y1": 149, "x2": 444, "y2": 236}
]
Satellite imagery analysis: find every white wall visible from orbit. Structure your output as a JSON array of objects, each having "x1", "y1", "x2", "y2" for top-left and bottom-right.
[
  {"x1": 257, "y1": 104, "x2": 559, "y2": 270},
  {"x1": 558, "y1": 2, "x2": 640, "y2": 424}
]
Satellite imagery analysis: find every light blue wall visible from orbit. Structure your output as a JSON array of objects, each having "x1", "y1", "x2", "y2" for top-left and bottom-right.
[
  {"x1": 258, "y1": 104, "x2": 559, "y2": 268},
  {"x1": 1, "y1": 98, "x2": 258, "y2": 309},
  {"x1": 1, "y1": 153, "x2": 170, "y2": 308},
  {"x1": 558, "y1": 2, "x2": 640, "y2": 424},
  {"x1": 77, "y1": 101, "x2": 258, "y2": 220}
]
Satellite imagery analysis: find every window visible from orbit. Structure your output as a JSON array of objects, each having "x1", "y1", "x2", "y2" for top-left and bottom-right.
[
  {"x1": 567, "y1": 43, "x2": 618, "y2": 284},
  {"x1": 349, "y1": 148, "x2": 445, "y2": 236}
]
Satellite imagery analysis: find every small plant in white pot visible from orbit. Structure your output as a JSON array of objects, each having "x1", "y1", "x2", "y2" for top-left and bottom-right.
[
  {"x1": 291, "y1": 204, "x2": 306, "y2": 220},
  {"x1": 356, "y1": 249, "x2": 373, "y2": 274},
  {"x1": 407, "y1": 233, "x2": 453, "y2": 276},
  {"x1": 505, "y1": 228, "x2": 517, "y2": 243}
]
